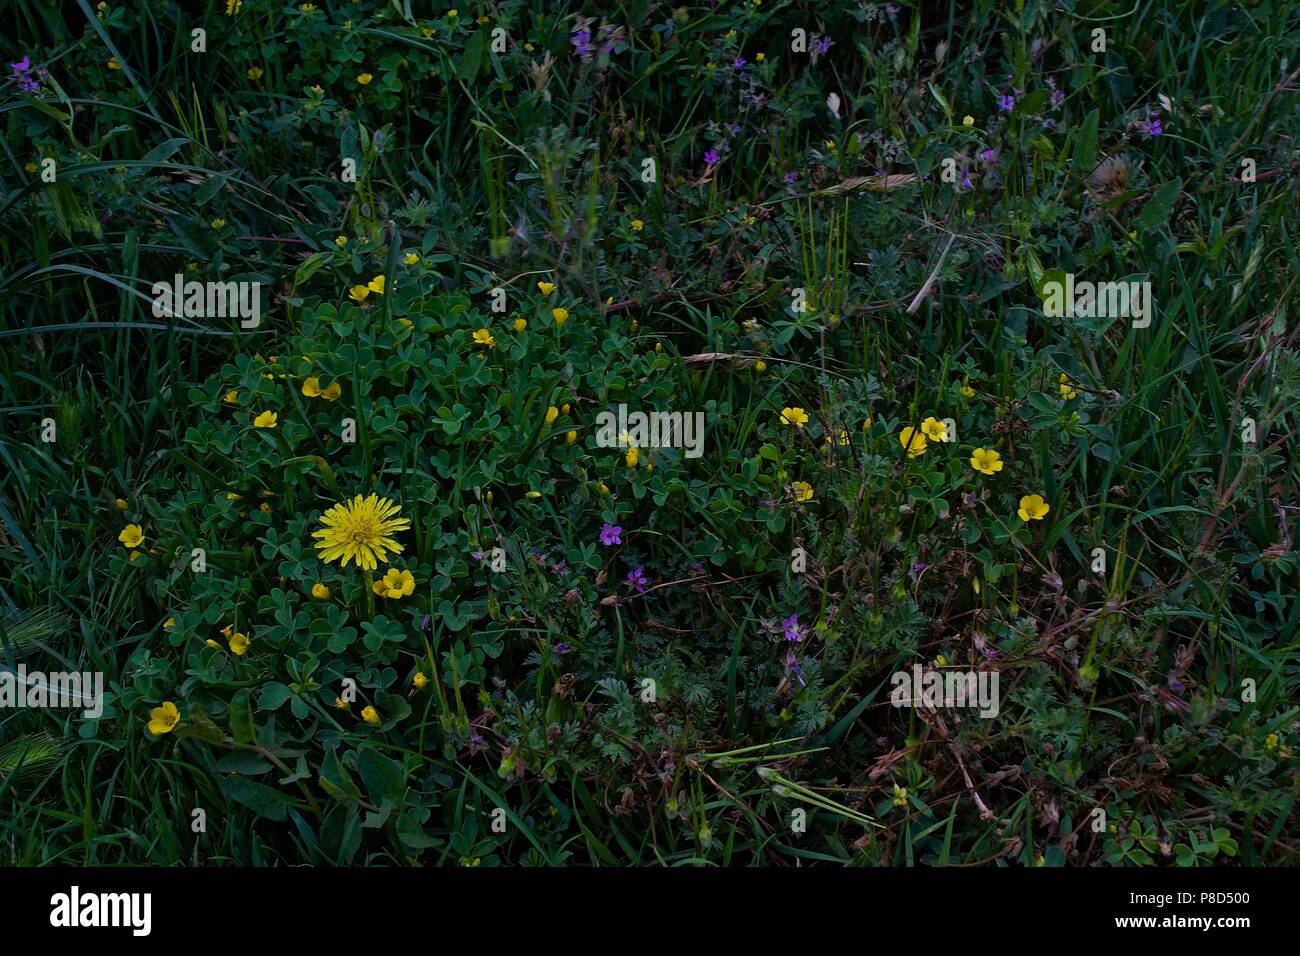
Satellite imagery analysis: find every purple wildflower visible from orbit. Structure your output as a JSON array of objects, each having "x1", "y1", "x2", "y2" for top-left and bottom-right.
[
  {"x1": 703, "y1": 149, "x2": 720, "y2": 166},
  {"x1": 785, "y1": 650, "x2": 807, "y2": 687},
  {"x1": 1141, "y1": 114, "x2": 1163, "y2": 137},
  {"x1": 979, "y1": 148, "x2": 999, "y2": 166},
  {"x1": 732, "y1": 57, "x2": 747, "y2": 70},
  {"x1": 571, "y1": 30, "x2": 592, "y2": 56},
  {"x1": 782, "y1": 614, "x2": 804, "y2": 642},
  {"x1": 11, "y1": 56, "x2": 42, "y2": 94},
  {"x1": 599, "y1": 522, "x2": 622, "y2": 546},
  {"x1": 997, "y1": 94, "x2": 1016, "y2": 112},
  {"x1": 1051, "y1": 88, "x2": 1065, "y2": 108},
  {"x1": 960, "y1": 167, "x2": 973, "y2": 190},
  {"x1": 813, "y1": 37, "x2": 833, "y2": 55},
  {"x1": 783, "y1": 171, "x2": 797, "y2": 184},
  {"x1": 553, "y1": 642, "x2": 572, "y2": 655},
  {"x1": 626, "y1": 566, "x2": 649, "y2": 593}
]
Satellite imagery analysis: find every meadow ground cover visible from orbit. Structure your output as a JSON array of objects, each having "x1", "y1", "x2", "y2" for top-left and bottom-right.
[{"x1": 0, "y1": 0, "x2": 1297, "y2": 868}]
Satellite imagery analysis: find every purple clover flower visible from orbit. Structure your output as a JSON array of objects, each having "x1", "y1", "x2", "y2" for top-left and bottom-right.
[{"x1": 599, "y1": 522, "x2": 622, "y2": 546}]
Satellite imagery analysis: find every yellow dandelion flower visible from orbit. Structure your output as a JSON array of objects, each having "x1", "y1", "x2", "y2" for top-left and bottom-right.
[{"x1": 312, "y1": 494, "x2": 410, "y2": 570}]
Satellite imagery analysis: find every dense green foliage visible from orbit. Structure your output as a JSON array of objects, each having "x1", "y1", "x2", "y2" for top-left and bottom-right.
[{"x1": 1, "y1": 0, "x2": 1296, "y2": 866}]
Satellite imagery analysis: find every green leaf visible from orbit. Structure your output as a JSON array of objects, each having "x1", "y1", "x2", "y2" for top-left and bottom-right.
[
  {"x1": 1073, "y1": 109, "x2": 1099, "y2": 175},
  {"x1": 229, "y1": 689, "x2": 256, "y2": 745},
  {"x1": 1137, "y1": 180, "x2": 1182, "y2": 231},
  {"x1": 356, "y1": 747, "x2": 407, "y2": 805},
  {"x1": 219, "y1": 776, "x2": 295, "y2": 821}
]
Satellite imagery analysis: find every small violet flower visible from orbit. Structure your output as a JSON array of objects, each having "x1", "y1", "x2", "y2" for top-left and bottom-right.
[
  {"x1": 599, "y1": 522, "x2": 622, "y2": 546},
  {"x1": 626, "y1": 566, "x2": 649, "y2": 593}
]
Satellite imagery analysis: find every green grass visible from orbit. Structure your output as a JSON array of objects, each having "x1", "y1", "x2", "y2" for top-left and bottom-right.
[{"x1": 0, "y1": 0, "x2": 1297, "y2": 866}]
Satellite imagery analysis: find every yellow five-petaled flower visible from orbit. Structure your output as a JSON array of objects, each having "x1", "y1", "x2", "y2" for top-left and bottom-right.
[
  {"x1": 148, "y1": 701, "x2": 181, "y2": 736},
  {"x1": 372, "y1": 568, "x2": 415, "y2": 599},
  {"x1": 898, "y1": 427, "x2": 928, "y2": 458},
  {"x1": 1018, "y1": 494, "x2": 1050, "y2": 522},
  {"x1": 970, "y1": 448, "x2": 1003, "y2": 475},
  {"x1": 779, "y1": 407, "x2": 809, "y2": 429}
]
